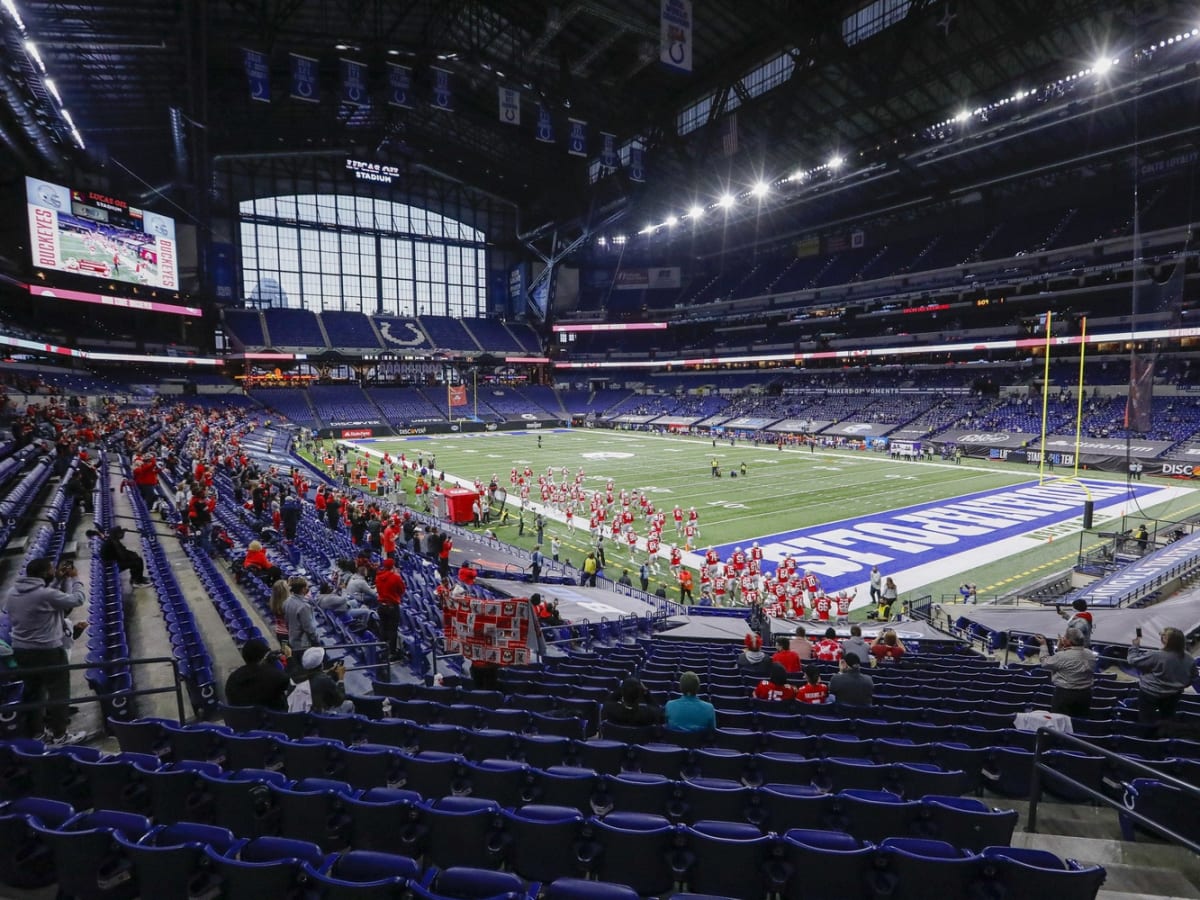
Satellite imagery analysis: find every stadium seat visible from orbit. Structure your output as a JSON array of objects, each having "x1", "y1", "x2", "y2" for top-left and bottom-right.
[
  {"x1": 410, "y1": 865, "x2": 529, "y2": 900},
  {"x1": 981, "y1": 846, "x2": 1106, "y2": 900},
  {"x1": 781, "y1": 828, "x2": 875, "y2": 900},
  {"x1": 835, "y1": 789, "x2": 921, "y2": 844},
  {"x1": 758, "y1": 783, "x2": 831, "y2": 833},
  {"x1": 204, "y1": 835, "x2": 327, "y2": 900},
  {"x1": 32, "y1": 809, "x2": 154, "y2": 900},
  {"x1": 344, "y1": 787, "x2": 422, "y2": 855},
  {"x1": 499, "y1": 803, "x2": 587, "y2": 882},
  {"x1": 419, "y1": 796, "x2": 504, "y2": 870},
  {"x1": 678, "y1": 820, "x2": 784, "y2": 899},
  {"x1": 916, "y1": 795, "x2": 1018, "y2": 850},
  {"x1": 0, "y1": 796, "x2": 75, "y2": 888},
  {"x1": 873, "y1": 837, "x2": 982, "y2": 900},
  {"x1": 117, "y1": 821, "x2": 240, "y2": 900},
  {"x1": 304, "y1": 849, "x2": 421, "y2": 899},
  {"x1": 271, "y1": 777, "x2": 358, "y2": 851},
  {"x1": 676, "y1": 777, "x2": 763, "y2": 826},
  {"x1": 545, "y1": 878, "x2": 641, "y2": 900},
  {"x1": 595, "y1": 771, "x2": 674, "y2": 817},
  {"x1": 580, "y1": 811, "x2": 682, "y2": 896}
]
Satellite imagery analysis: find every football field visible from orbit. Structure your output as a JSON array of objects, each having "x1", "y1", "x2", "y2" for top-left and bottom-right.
[{"x1": 334, "y1": 429, "x2": 1200, "y2": 609}]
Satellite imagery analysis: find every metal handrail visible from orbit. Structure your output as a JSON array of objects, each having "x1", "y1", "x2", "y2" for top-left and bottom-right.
[
  {"x1": 2, "y1": 655, "x2": 188, "y2": 724},
  {"x1": 1028, "y1": 726, "x2": 1200, "y2": 854}
]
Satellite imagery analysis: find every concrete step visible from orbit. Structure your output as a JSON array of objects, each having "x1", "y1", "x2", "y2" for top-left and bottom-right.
[{"x1": 1012, "y1": 831, "x2": 1200, "y2": 896}]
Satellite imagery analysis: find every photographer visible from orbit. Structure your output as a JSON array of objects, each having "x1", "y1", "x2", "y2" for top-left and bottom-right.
[
  {"x1": 1128, "y1": 627, "x2": 1196, "y2": 726},
  {"x1": 1035, "y1": 629, "x2": 1095, "y2": 718},
  {"x1": 5, "y1": 557, "x2": 86, "y2": 744},
  {"x1": 224, "y1": 638, "x2": 291, "y2": 711},
  {"x1": 288, "y1": 647, "x2": 353, "y2": 714}
]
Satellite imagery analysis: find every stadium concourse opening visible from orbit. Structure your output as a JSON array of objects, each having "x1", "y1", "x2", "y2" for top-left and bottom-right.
[{"x1": 3, "y1": 0, "x2": 1200, "y2": 895}]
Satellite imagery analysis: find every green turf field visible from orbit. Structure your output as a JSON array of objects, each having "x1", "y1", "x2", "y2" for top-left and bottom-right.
[
  {"x1": 58, "y1": 231, "x2": 156, "y2": 284},
  {"x1": 306, "y1": 430, "x2": 1200, "y2": 611}
]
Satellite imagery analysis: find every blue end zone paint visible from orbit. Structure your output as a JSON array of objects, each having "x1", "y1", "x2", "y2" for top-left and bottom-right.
[{"x1": 712, "y1": 479, "x2": 1156, "y2": 595}]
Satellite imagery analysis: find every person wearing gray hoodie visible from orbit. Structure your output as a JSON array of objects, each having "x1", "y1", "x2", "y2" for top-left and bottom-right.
[
  {"x1": 5, "y1": 557, "x2": 85, "y2": 743},
  {"x1": 1127, "y1": 627, "x2": 1196, "y2": 725}
]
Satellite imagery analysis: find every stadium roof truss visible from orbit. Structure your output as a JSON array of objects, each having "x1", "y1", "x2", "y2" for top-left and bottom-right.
[{"x1": 0, "y1": 0, "x2": 1196, "y2": 225}]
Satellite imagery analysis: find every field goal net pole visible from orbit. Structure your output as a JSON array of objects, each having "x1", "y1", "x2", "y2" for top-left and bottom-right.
[{"x1": 1038, "y1": 311, "x2": 1088, "y2": 485}]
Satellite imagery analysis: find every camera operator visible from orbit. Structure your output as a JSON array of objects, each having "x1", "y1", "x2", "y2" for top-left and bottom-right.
[
  {"x1": 5, "y1": 557, "x2": 86, "y2": 744},
  {"x1": 224, "y1": 637, "x2": 291, "y2": 711}
]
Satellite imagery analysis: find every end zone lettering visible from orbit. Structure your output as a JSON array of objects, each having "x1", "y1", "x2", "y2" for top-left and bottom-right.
[
  {"x1": 1161, "y1": 464, "x2": 1197, "y2": 477},
  {"x1": 340, "y1": 428, "x2": 374, "y2": 439}
]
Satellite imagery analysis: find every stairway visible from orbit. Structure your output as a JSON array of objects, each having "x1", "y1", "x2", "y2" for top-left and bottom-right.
[{"x1": 1003, "y1": 798, "x2": 1200, "y2": 899}]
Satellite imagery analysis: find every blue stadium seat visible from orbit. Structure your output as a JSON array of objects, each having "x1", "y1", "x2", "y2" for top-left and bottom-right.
[
  {"x1": 32, "y1": 809, "x2": 154, "y2": 900},
  {"x1": 305, "y1": 849, "x2": 420, "y2": 899},
  {"x1": 116, "y1": 821, "x2": 240, "y2": 900},
  {"x1": 580, "y1": 811, "x2": 681, "y2": 896},
  {"x1": 873, "y1": 837, "x2": 982, "y2": 900},
  {"x1": 545, "y1": 878, "x2": 640, "y2": 900},
  {"x1": 499, "y1": 803, "x2": 587, "y2": 883},
  {"x1": 981, "y1": 846, "x2": 1106, "y2": 900},
  {"x1": 678, "y1": 820, "x2": 783, "y2": 899},
  {"x1": 0, "y1": 796, "x2": 75, "y2": 888},
  {"x1": 419, "y1": 796, "x2": 504, "y2": 870},
  {"x1": 677, "y1": 777, "x2": 763, "y2": 826},
  {"x1": 758, "y1": 783, "x2": 831, "y2": 833},
  {"x1": 916, "y1": 795, "x2": 1018, "y2": 851},
  {"x1": 462, "y1": 758, "x2": 533, "y2": 807},
  {"x1": 344, "y1": 787, "x2": 422, "y2": 855},
  {"x1": 835, "y1": 789, "x2": 921, "y2": 844},
  {"x1": 410, "y1": 865, "x2": 530, "y2": 900},
  {"x1": 271, "y1": 777, "x2": 358, "y2": 851},
  {"x1": 204, "y1": 835, "x2": 328, "y2": 900},
  {"x1": 596, "y1": 771, "x2": 673, "y2": 817},
  {"x1": 781, "y1": 828, "x2": 875, "y2": 900}
]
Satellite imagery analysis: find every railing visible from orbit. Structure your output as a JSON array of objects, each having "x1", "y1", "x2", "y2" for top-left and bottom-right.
[
  {"x1": 319, "y1": 639, "x2": 394, "y2": 684},
  {"x1": 1, "y1": 656, "x2": 188, "y2": 727},
  {"x1": 909, "y1": 594, "x2": 935, "y2": 624},
  {"x1": 1028, "y1": 726, "x2": 1200, "y2": 854}
]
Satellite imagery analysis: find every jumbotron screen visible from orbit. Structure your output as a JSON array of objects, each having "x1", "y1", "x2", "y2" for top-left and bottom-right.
[{"x1": 26, "y1": 176, "x2": 178, "y2": 290}]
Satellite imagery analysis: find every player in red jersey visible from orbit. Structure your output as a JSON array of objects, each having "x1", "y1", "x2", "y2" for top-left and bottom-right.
[
  {"x1": 834, "y1": 589, "x2": 855, "y2": 626},
  {"x1": 813, "y1": 592, "x2": 832, "y2": 623}
]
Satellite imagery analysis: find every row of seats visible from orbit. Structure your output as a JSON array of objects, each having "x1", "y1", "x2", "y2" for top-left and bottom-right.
[{"x1": 0, "y1": 795, "x2": 1101, "y2": 900}]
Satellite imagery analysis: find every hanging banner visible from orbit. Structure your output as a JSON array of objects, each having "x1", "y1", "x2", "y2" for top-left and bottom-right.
[
  {"x1": 567, "y1": 118, "x2": 588, "y2": 157},
  {"x1": 536, "y1": 105, "x2": 555, "y2": 143},
  {"x1": 499, "y1": 86, "x2": 521, "y2": 124},
  {"x1": 448, "y1": 385, "x2": 468, "y2": 407},
  {"x1": 431, "y1": 67, "x2": 453, "y2": 111},
  {"x1": 243, "y1": 49, "x2": 270, "y2": 103},
  {"x1": 600, "y1": 132, "x2": 618, "y2": 172},
  {"x1": 340, "y1": 58, "x2": 367, "y2": 106},
  {"x1": 660, "y1": 0, "x2": 693, "y2": 72},
  {"x1": 387, "y1": 64, "x2": 413, "y2": 108},
  {"x1": 289, "y1": 53, "x2": 319, "y2": 102},
  {"x1": 629, "y1": 145, "x2": 645, "y2": 183}
]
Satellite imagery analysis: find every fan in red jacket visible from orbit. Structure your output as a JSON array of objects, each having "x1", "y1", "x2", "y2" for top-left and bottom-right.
[{"x1": 375, "y1": 559, "x2": 406, "y2": 659}]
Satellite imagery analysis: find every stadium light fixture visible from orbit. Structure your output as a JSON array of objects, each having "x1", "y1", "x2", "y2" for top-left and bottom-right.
[
  {"x1": 717, "y1": 193, "x2": 736, "y2": 209},
  {"x1": 1093, "y1": 56, "x2": 1115, "y2": 75},
  {"x1": 665, "y1": 215, "x2": 679, "y2": 227},
  {"x1": 44, "y1": 77, "x2": 60, "y2": 104},
  {"x1": 828, "y1": 154, "x2": 845, "y2": 170},
  {"x1": 953, "y1": 109, "x2": 971, "y2": 123},
  {"x1": 688, "y1": 204, "x2": 705, "y2": 219},
  {"x1": 751, "y1": 180, "x2": 770, "y2": 198},
  {"x1": 1, "y1": 0, "x2": 25, "y2": 31},
  {"x1": 23, "y1": 39, "x2": 45, "y2": 73}
]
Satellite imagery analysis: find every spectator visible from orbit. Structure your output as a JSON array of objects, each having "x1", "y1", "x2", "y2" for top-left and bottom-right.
[
  {"x1": 1059, "y1": 599, "x2": 1093, "y2": 646},
  {"x1": 288, "y1": 647, "x2": 353, "y2": 714},
  {"x1": 736, "y1": 633, "x2": 771, "y2": 677},
  {"x1": 638, "y1": 563, "x2": 650, "y2": 593},
  {"x1": 457, "y1": 561, "x2": 478, "y2": 586},
  {"x1": 224, "y1": 638, "x2": 291, "y2": 711},
  {"x1": 280, "y1": 491, "x2": 301, "y2": 541},
  {"x1": 790, "y1": 626, "x2": 814, "y2": 661},
  {"x1": 813, "y1": 627, "x2": 843, "y2": 663},
  {"x1": 582, "y1": 552, "x2": 598, "y2": 587},
  {"x1": 242, "y1": 540, "x2": 283, "y2": 584},
  {"x1": 841, "y1": 625, "x2": 872, "y2": 666},
  {"x1": 879, "y1": 577, "x2": 898, "y2": 619},
  {"x1": 617, "y1": 569, "x2": 632, "y2": 587},
  {"x1": 602, "y1": 678, "x2": 661, "y2": 727},
  {"x1": 829, "y1": 652, "x2": 874, "y2": 706},
  {"x1": 753, "y1": 662, "x2": 797, "y2": 701},
  {"x1": 1035, "y1": 629, "x2": 1095, "y2": 718},
  {"x1": 343, "y1": 566, "x2": 378, "y2": 606},
  {"x1": 530, "y1": 548, "x2": 544, "y2": 583},
  {"x1": 870, "y1": 629, "x2": 906, "y2": 663},
  {"x1": 283, "y1": 576, "x2": 319, "y2": 657},
  {"x1": 796, "y1": 665, "x2": 829, "y2": 704},
  {"x1": 6, "y1": 557, "x2": 86, "y2": 743},
  {"x1": 268, "y1": 579, "x2": 291, "y2": 651},
  {"x1": 1128, "y1": 627, "x2": 1196, "y2": 725},
  {"x1": 771, "y1": 635, "x2": 801, "y2": 673},
  {"x1": 98, "y1": 526, "x2": 151, "y2": 587},
  {"x1": 869, "y1": 566, "x2": 882, "y2": 604},
  {"x1": 375, "y1": 560, "x2": 406, "y2": 660},
  {"x1": 664, "y1": 671, "x2": 716, "y2": 733}
]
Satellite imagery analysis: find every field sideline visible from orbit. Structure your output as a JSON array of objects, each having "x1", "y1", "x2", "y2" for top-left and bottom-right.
[{"x1": 316, "y1": 429, "x2": 1199, "y2": 611}]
